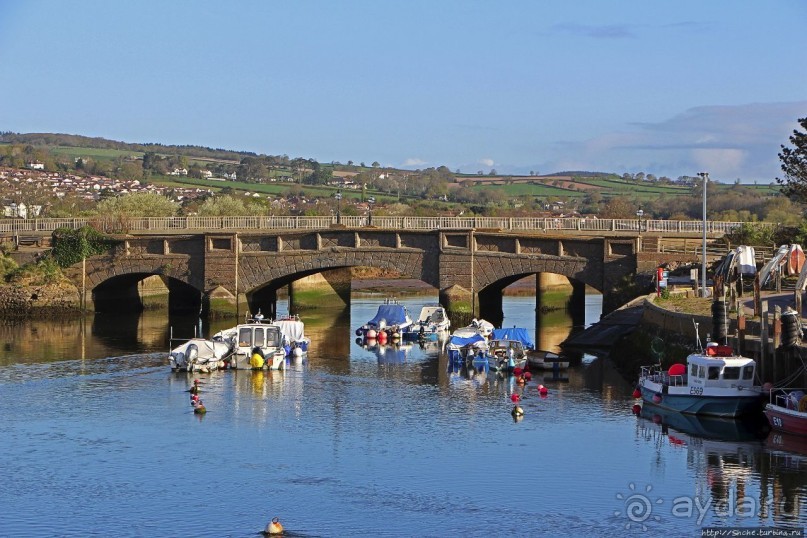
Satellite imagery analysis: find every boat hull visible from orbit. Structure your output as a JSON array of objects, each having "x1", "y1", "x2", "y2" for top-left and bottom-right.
[
  {"x1": 764, "y1": 404, "x2": 807, "y2": 436},
  {"x1": 639, "y1": 383, "x2": 761, "y2": 418}
]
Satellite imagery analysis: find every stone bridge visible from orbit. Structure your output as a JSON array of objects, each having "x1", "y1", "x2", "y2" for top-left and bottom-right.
[{"x1": 63, "y1": 228, "x2": 642, "y2": 319}]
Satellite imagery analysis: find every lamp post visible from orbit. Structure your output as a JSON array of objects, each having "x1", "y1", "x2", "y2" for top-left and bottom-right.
[
  {"x1": 334, "y1": 190, "x2": 342, "y2": 224},
  {"x1": 697, "y1": 172, "x2": 709, "y2": 297},
  {"x1": 636, "y1": 208, "x2": 644, "y2": 233},
  {"x1": 367, "y1": 196, "x2": 375, "y2": 226}
]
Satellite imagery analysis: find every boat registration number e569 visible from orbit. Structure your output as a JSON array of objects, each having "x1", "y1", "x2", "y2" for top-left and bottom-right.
[{"x1": 689, "y1": 386, "x2": 703, "y2": 396}]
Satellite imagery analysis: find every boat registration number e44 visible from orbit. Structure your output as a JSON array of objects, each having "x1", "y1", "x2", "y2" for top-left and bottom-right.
[{"x1": 689, "y1": 386, "x2": 704, "y2": 396}]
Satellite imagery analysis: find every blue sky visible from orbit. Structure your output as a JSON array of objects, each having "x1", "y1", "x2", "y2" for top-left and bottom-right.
[{"x1": 1, "y1": 1, "x2": 805, "y2": 182}]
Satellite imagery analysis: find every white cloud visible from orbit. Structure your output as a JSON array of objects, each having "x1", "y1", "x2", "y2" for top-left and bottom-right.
[
  {"x1": 478, "y1": 158, "x2": 495, "y2": 167},
  {"x1": 542, "y1": 101, "x2": 806, "y2": 181},
  {"x1": 403, "y1": 157, "x2": 426, "y2": 167}
]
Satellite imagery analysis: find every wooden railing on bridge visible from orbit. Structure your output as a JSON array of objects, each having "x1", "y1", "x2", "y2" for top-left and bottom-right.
[{"x1": 0, "y1": 216, "x2": 772, "y2": 236}]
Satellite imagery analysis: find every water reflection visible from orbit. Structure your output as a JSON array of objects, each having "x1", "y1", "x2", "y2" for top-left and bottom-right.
[
  {"x1": 2, "y1": 292, "x2": 806, "y2": 536},
  {"x1": 636, "y1": 402, "x2": 805, "y2": 528}
]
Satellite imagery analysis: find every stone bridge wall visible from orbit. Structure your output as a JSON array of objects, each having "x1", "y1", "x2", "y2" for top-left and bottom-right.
[{"x1": 63, "y1": 229, "x2": 641, "y2": 314}]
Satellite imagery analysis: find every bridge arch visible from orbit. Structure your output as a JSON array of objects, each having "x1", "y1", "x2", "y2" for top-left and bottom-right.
[{"x1": 90, "y1": 272, "x2": 201, "y2": 314}]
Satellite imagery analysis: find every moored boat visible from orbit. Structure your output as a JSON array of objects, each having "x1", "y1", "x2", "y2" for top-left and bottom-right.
[
  {"x1": 450, "y1": 318, "x2": 494, "y2": 339},
  {"x1": 636, "y1": 337, "x2": 762, "y2": 417},
  {"x1": 213, "y1": 314, "x2": 286, "y2": 370},
  {"x1": 446, "y1": 333, "x2": 488, "y2": 365},
  {"x1": 356, "y1": 299, "x2": 413, "y2": 341},
  {"x1": 274, "y1": 315, "x2": 310, "y2": 357},
  {"x1": 527, "y1": 349, "x2": 571, "y2": 370},
  {"x1": 764, "y1": 388, "x2": 807, "y2": 436},
  {"x1": 402, "y1": 304, "x2": 450, "y2": 340},
  {"x1": 169, "y1": 337, "x2": 233, "y2": 372},
  {"x1": 486, "y1": 338, "x2": 527, "y2": 373}
]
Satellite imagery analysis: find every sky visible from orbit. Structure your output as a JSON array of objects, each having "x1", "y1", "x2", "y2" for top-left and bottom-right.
[{"x1": 1, "y1": 1, "x2": 806, "y2": 183}]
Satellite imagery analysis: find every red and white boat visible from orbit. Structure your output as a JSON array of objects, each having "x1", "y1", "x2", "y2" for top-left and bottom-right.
[{"x1": 764, "y1": 388, "x2": 807, "y2": 436}]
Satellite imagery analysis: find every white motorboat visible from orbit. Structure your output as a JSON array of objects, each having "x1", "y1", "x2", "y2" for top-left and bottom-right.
[
  {"x1": 213, "y1": 314, "x2": 285, "y2": 370},
  {"x1": 169, "y1": 337, "x2": 232, "y2": 372},
  {"x1": 450, "y1": 318, "x2": 494, "y2": 339},
  {"x1": 402, "y1": 304, "x2": 450, "y2": 340}
]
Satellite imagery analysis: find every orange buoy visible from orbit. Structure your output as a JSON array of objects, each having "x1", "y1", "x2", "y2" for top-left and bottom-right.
[{"x1": 266, "y1": 516, "x2": 283, "y2": 535}]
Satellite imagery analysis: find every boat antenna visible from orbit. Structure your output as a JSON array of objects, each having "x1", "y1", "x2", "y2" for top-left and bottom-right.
[{"x1": 693, "y1": 319, "x2": 703, "y2": 352}]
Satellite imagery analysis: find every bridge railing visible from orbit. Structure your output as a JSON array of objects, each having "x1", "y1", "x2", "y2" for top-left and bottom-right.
[{"x1": 0, "y1": 216, "x2": 772, "y2": 235}]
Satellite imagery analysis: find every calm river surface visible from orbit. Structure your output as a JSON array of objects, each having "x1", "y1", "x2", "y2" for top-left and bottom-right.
[{"x1": 0, "y1": 294, "x2": 805, "y2": 537}]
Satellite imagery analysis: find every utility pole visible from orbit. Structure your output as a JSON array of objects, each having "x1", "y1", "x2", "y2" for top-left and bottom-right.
[{"x1": 698, "y1": 172, "x2": 709, "y2": 297}]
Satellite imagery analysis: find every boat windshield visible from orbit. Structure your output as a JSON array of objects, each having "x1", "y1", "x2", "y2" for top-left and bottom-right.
[
  {"x1": 254, "y1": 328, "x2": 266, "y2": 347},
  {"x1": 238, "y1": 327, "x2": 253, "y2": 347}
]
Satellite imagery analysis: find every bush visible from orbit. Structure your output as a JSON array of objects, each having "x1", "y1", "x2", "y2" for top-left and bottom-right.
[
  {"x1": 6, "y1": 256, "x2": 64, "y2": 285},
  {"x1": 51, "y1": 226, "x2": 118, "y2": 268}
]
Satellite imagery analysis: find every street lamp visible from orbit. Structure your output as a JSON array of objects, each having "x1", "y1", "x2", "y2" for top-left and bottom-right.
[
  {"x1": 636, "y1": 208, "x2": 644, "y2": 233},
  {"x1": 367, "y1": 196, "x2": 375, "y2": 226},
  {"x1": 334, "y1": 190, "x2": 342, "y2": 224},
  {"x1": 697, "y1": 172, "x2": 709, "y2": 297}
]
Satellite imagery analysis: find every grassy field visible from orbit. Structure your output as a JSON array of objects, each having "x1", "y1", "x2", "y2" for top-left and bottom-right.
[
  {"x1": 50, "y1": 146, "x2": 143, "y2": 161},
  {"x1": 468, "y1": 183, "x2": 586, "y2": 198}
]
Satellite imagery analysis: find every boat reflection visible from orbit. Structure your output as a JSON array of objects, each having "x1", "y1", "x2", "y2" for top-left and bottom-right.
[
  {"x1": 638, "y1": 402, "x2": 769, "y2": 442},
  {"x1": 636, "y1": 402, "x2": 805, "y2": 527},
  {"x1": 356, "y1": 338, "x2": 413, "y2": 364}
]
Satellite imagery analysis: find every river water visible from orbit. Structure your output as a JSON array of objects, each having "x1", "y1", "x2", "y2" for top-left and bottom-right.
[{"x1": 0, "y1": 294, "x2": 804, "y2": 537}]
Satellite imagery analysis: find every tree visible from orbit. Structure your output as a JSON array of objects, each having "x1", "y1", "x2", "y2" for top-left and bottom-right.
[
  {"x1": 95, "y1": 193, "x2": 178, "y2": 217},
  {"x1": 777, "y1": 117, "x2": 807, "y2": 203}
]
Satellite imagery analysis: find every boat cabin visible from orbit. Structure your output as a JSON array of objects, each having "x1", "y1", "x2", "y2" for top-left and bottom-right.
[
  {"x1": 685, "y1": 351, "x2": 756, "y2": 390},
  {"x1": 236, "y1": 323, "x2": 282, "y2": 351},
  {"x1": 488, "y1": 339, "x2": 525, "y2": 359}
]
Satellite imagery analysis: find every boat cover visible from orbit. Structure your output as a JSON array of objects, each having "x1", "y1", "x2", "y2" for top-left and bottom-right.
[
  {"x1": 491, "y1": 328, "x2": 534, "y2": 350},
  {"x1": 448, "y1": 333, "x2": 487, "y2": 347},
  {"x1": 368, "y1": 304, "x2": 410, "y2": 327},
  {"x1": 275, "y1": 319, "x2": 305, "y2": 342},
  {"x1": 759, "y1": 245, "x2": 789, "y2": 287},
  {"x1": 736, "y1": 245, "x2": 756, "y2": 276}
]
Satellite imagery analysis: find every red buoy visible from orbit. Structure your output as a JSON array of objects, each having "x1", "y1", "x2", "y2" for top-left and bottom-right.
[
  {"x1": 632, "y1": 404, "x2": 641, "y2": 415},
  {"x1": 524, "y1": 372, "x2": 532, "y2": 381},
  {"x1": 632, "y1": 388, "x2": 642, "y2": 399},
  {"x1": 538, "y1": 385, "x2": 548, "y2": 396},
  {"x1": 513, "y1": 367, "x2": 523, "y2": 377},
  {"x1": 510, "y1": 393, "x2": 520, "y2": 403}
]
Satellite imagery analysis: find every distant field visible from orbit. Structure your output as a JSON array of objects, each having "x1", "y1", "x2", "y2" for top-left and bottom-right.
[
  {"x1": 50, "y1": 146, "x2": 143, "y2": 161},
  {"x1": 469, "y1": 183, "x2": 585, "y2": 198},
  {"x1": 158, "y1": 176, "x2": 388, "y2": 201}
]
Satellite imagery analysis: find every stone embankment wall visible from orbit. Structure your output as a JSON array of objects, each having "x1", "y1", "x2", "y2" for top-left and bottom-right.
[
  {"x1": 0, "y1": 282, "x2": 82, "y2": 318},
  {"x1": 641, "y1": 296, "x2": 714, "y2": 341}
]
